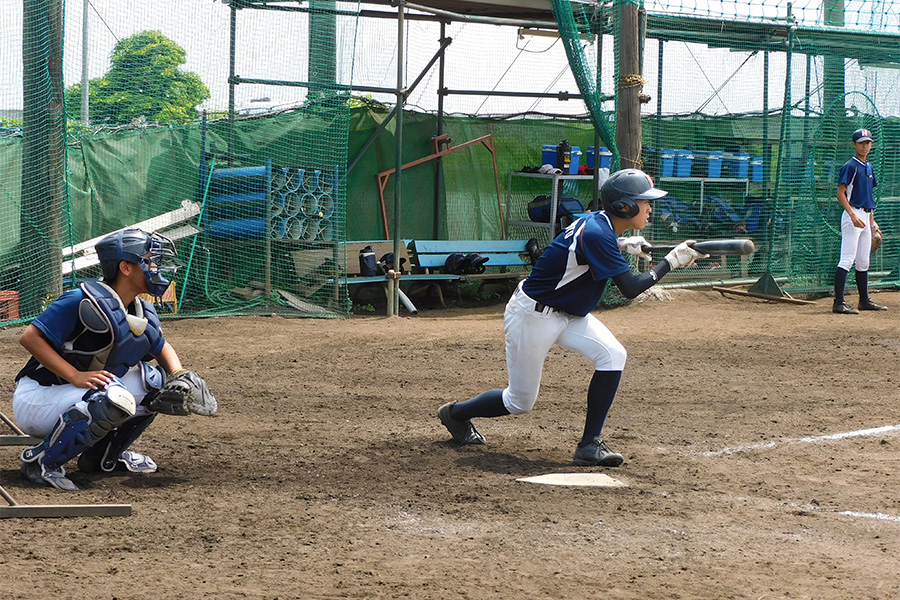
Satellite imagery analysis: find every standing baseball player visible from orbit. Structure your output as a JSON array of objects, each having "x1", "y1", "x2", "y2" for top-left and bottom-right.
[
  {"x1": 832, "y1": 128, "x2": 886, "y2": 314},
  {"x1": 13, "y1": 229, "x2": 209, "y2": 491},
  {"x1": 438, "y1": 169, "x2": 706, "y2": 466}
]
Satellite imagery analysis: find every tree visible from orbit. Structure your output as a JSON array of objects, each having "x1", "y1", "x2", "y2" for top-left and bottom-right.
[{"x1": 65, "y1": 31, "x2": 210, "y2": 125}]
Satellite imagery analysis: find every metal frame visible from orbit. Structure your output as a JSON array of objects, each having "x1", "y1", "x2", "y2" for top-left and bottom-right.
[
  {"x1": 1, "y1": 410, "x2": 132, "y2": 519},
  {"x1": 375, "y1": 134, "x2": 505, "y2": 240}
]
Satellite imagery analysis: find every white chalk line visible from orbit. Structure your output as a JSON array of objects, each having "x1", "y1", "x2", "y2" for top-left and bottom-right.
[{"x1": 698, "y1": 423, "x2": 900, "y2": 457}]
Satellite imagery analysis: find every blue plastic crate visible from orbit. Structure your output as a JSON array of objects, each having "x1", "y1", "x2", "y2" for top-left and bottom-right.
[{"x1": 675, "y1": 150, "x2": 694, "y2": 177}]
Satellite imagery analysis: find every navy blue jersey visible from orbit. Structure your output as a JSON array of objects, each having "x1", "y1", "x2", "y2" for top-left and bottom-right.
[
  {"x1": 838, "y1": 157, "x2": 877, "y2": 210},
  {"x1": 522, "y1": 211, "x2": 631, "y2": 316}
]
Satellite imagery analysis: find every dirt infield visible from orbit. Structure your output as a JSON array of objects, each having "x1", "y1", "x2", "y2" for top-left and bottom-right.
[{"x1": 2, "y1": 289, "x2": 899, "y2": 599}]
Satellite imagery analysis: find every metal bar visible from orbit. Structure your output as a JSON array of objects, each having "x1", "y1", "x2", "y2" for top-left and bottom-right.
[
  {"x1": 0, "y1": 485, "x2": 18, "y2": 506},
  {"x1": 404, "y1": 2, "x2": 557, "y2": 28},
  {"x1": 346, "y1": 38, "x2": 451, "y2": 176},
  {"x1": 0, "y1": 410, "x2": 26, "y2": 435},
  {"x1": 391, "y1": 1, "x2": 407, "y2": 317},
  {"x1": 230, "y1": 76, "x2": 381, "y2": 93},
  {"x1": 434, "y1": 21, "x2": 447, "y2": 239},
  {"x1": 442, "y1": 88, "x2": 606, "y2": 101}
]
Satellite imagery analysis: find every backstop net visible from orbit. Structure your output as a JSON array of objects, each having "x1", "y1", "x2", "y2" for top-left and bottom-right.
[{"x1": 3, "y1": 1, "x2": 900, "y2": 326}]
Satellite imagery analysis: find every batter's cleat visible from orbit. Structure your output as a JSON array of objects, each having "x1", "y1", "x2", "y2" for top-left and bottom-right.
[
  {"x1": 832, "y1": 302, "x2": 859, "y2": 315},
  {"x1": 573, "y1": 440, "x2": 624, "y2": 467},
  {"x1": 20, "y1": 460, "x2": 79, "y2": 491},
  {"x1": 438, "y1": 402, "x2": 486, "y2": 445},
  {"x1": 858, "y1": 299, "x2": 887, "y2": 311}
]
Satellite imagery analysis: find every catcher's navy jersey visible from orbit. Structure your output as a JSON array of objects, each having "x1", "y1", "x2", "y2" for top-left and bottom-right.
[
  {"x1": 17, "y1": 288, "x2": 165, "y2": 385},
  {"x1": 522, "y1": 211, "x2": 631, "y2": 317},
  {"x1": 838, "y1": 157, "x2": 877, "y2": 210}
]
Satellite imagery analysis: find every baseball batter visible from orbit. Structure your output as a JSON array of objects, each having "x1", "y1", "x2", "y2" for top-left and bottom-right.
[{"x1": 438, "y1": 169, "x2": 706, "y2": 466}]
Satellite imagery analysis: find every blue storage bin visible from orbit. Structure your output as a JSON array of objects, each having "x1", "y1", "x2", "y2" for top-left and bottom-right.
[
  {"x1": 675, "y1": 150, "x2": 694, "y2": 177},
  {"x1": 750, "y1": 157, "x2": 763, "y2": 182},
  {"x1": 542, "y1": 144, "x2": 557, "y2": 167},
  {"x1": 660, "y1": 149, "x2": 675, "y2": 178},
  {"x1": 587, "y1": 146, "x2": 612, "y2": 170},
  {"x1": 725, "y1": 152, "x2": 750, "y2": 178},
  {"x1": 706, "y1": 151, "x2": 723, "y2": 177}
]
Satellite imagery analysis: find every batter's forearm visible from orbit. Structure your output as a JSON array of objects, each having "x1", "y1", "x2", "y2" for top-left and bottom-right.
[{"x1": 612, "y1": 262, "x2": 671, "y2": 299}]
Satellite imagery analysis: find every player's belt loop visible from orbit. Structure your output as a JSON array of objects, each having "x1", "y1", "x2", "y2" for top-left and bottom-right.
[{"x1": 534, "y1": 302, "x2": 552, "y2": 313}]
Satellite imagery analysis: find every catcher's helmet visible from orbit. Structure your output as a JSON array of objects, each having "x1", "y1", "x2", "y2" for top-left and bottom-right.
[
  {"x1": 95, "y1": 229, "x2": 178, "y2": 297},
  {"x1": 600, "y1": 169, "x2": 668, "y2": 219}
]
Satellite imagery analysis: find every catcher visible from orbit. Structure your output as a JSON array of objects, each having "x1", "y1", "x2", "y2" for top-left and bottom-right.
[{"x1": 13, "y1": 229, "x2": 217, "y2": 492}]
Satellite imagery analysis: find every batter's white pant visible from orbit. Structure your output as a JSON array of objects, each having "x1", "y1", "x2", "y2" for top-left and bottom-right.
[
  {"x1": 501, "y1": 282, "x2": 626, "y2": 415},
  {"x1": 13, "y1": 368, "x2": 152, "y2": 438},
  {"x1": 837, "y1": 206, "x2": 872, "y2": 272}
]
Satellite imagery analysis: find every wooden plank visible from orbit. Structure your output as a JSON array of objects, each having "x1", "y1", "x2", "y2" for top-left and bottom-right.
[
  {"x1": 62, "y1": 200, "x2": 202, "y2": 257},
  {"x1": 0, "y1": 435, "x2": 41, "y2": 446},
  {"x1": 62, "y1": 223, "x2": 202, "y2": 275},
  {"x1": 0, "y1": 504, "x2": 132, "y2": 519}
]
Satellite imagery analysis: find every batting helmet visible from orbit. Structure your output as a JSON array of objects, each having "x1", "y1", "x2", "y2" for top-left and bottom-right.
[
  {"x1": 600, "y1": 169, "x2": 668, "y2": 219},
  {"x1": 95, "y1": 229, "x2": 178, "y2": 297}
]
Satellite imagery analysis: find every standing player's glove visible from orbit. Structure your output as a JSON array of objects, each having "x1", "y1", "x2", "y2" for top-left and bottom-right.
[
  {"x1": 664, "y1": 240, "x2": 708, "y2": 269},
  {"x1": 145, "y1": 370, "x2": 218, "y2": 417},
  {"x1": 617, "y1": 236, "x2": 651, "y2": 261},
  {"x1": 871, "y1": 226, "x2": 883, "y2": 253}
]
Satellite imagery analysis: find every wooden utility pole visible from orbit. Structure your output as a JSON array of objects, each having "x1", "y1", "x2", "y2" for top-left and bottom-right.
[
  {"x1": 615, "y1": 1, "x2": 643, "y2": 170},
  {"x1": 823, "y1": 1, "x2": 845, "y2": 130},
  {"x1": 22, "y1": 0, "x2": 66, "y2": 313}
]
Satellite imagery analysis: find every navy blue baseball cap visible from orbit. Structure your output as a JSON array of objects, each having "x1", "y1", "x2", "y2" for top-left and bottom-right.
[{"x1": 852, "y1": 128, "x2": 873, "y2": 143}]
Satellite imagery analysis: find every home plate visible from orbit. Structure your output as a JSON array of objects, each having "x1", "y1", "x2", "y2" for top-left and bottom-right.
[{"x1": 516, "y1": 473, "x2": 627, "y2": 488}]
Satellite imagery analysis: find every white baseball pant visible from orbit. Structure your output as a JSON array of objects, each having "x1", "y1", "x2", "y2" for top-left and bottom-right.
[
  {"x1": 501, "y1": 283, "x2": 626, "y2": 415},
  {"x1": 838, "y1": 206, "x2": 872, "y2": 272}
]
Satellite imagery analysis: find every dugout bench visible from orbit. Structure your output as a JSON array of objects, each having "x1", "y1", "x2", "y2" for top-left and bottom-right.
[{"x1": 406, "y1": 239, "x2": 534, "y2": 300}]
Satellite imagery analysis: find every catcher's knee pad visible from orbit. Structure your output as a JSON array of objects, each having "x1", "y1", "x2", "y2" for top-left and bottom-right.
[{"x1": 22, "y1": 383, "x2": 135, "y2": 469}]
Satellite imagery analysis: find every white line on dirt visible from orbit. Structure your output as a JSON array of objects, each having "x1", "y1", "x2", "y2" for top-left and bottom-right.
[
  {"x1": 837, "y1": 511, "x2": 900, "y2": 524},
  {"x1": 698, "y1": 423, "x2": 900, "y2": 457}
]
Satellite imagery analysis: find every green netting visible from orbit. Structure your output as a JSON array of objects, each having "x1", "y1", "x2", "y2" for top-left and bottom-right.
[{"x1": 5, "y1": 1, "x2": 900, "y2": 326}]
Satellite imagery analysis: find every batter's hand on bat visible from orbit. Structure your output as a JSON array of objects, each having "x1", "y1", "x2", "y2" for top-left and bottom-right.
[
  {"x1": 617, "y1": 235, "x2": 651, "y2": 260},
  {"x1": 665, "y1": 240, "x2": 708, "y2": 269}
]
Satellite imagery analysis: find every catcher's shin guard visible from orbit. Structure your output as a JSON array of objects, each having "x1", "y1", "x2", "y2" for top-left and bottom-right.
[
  {"x1": 22, "y1": 382, "x2": 136, "y2": 473},
  {"x1": 77, "y1": 413, "x2": 157, "y2": 473}
]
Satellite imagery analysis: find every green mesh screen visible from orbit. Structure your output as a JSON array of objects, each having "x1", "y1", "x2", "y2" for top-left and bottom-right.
[{"x1": 4, "y1": 1, "x2": 900, "y2": 326}]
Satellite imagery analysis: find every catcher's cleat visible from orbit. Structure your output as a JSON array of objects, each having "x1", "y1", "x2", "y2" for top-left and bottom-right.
[
  {"x1": 858, "y1": 300, "x2": 887, "y2": 311},
  {"x1": 438, "y1": 402, "x2": 485, "y2": 445},
  {"x1": 20, "y1": 460, "x2": 79, "y2": 491},
  {"x1": 833, "y1": 302, "x2": 859, "y2": 315},
  {"x1": 117, "y1": 451, "x2": 158, "y2": 473},
  {"x1": 573, "y1": 439, "x2": 624, "y2": 467}
]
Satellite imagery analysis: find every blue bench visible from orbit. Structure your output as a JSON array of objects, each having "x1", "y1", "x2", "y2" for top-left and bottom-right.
[{"x1": 407, "y1": 239, "x2": 534, "y2": 298}]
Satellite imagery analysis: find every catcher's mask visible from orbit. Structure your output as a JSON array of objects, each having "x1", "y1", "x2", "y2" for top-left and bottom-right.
[
  {"x1": 96, "y1": 229, "x2": 179, "y2": 297},
  {"x1": 600, "y1": 169, "x2": 668, "y2": 219}
]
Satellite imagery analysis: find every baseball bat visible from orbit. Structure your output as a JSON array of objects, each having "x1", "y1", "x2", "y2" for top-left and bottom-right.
[{"x1": 641, "y1": 239, "x2": 756, "y2": 256}]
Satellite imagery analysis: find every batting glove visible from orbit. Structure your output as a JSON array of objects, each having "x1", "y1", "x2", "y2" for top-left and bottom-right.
[
  {"x1": 617, "y1": 235, "x2": 652, "y2": 261},
  {"x1": 664, "y1": 240, "x2": 708, "y2": 269}
]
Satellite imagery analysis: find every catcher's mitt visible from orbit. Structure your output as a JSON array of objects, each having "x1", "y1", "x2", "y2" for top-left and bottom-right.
[
  {"x1": 146, "y1": 370, "x2": 218, "y2": 417},
  {"x1": 871, "y1": 227, "x2": 883, "y2": 253}
]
